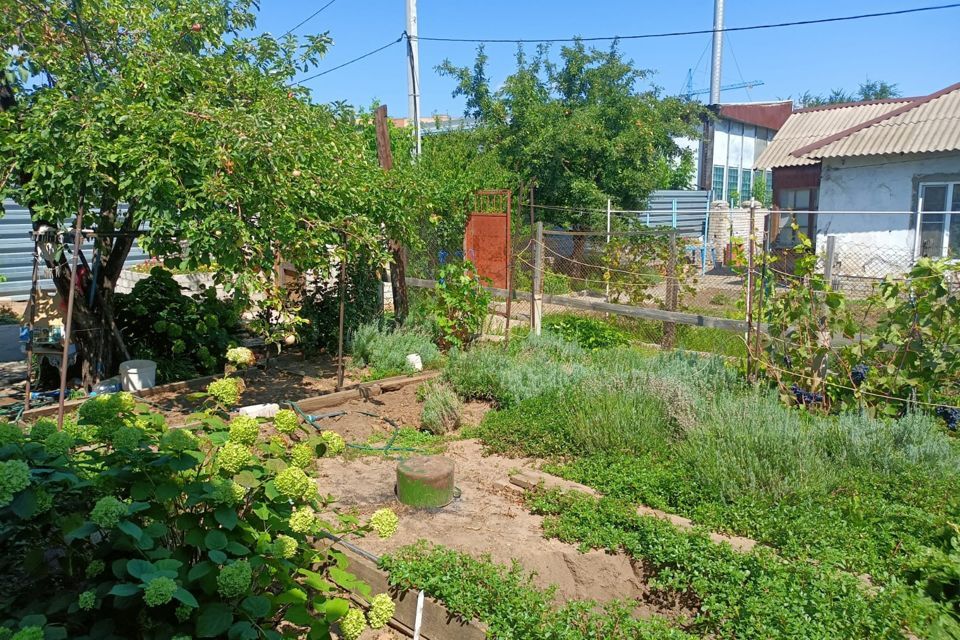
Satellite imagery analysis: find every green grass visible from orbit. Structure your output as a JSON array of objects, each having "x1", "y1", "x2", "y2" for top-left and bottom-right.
[
  {"x1": 380, "y1": 542, "x2": 695, "y2": 640},
  {"x1": 348, "y1": 427, "x2": 447, "y2": 457}
]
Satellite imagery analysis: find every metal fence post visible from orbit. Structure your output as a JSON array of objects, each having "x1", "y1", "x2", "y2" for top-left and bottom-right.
[
  {"x1": 745, "y1": 204, "x2": 756, "y2": 381},
  {"x1": 824, "y1": 235, "x2": 837, "y2": 288},
  {"x1": 531, "y1": 221, "x2": 544, "y2": 336},
  {"x1": 605, "y1": 199, "x2": 611, "y2": 303},
  {"x1": 662, "y1": 230, "x2": 678, "y2": 349}
]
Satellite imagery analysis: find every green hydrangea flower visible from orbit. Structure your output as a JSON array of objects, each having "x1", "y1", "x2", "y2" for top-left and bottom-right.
[
  {"x1": 216, "y1": 443, "x2": 252, "y2": 475},
  {"x1": 32, "y1": 488, "x2": 53, "y2": 515},
  {"x1": 43, "y1": 431, "x2": 73, "y2": 456},
  {"x1": 29, "y1": 418, "x2": 57, "y2": 441},
  {"x1": 272, "y1": 409, "x2": 299, "y2": 435},
  {"x1": 369, "y1": 508, "x2": 398, "y2": 539},
  {"x1": 367, "y1": 593, "x2": 395, "y2": 629},
  {"x1": 228, "y1": 416, "x2": 260, "y2": 446},
  {"x1": 160, "y1": 428, "x2": 198, "y2": 452},
  {"x1": 339, "y1": 607, "x2": 366, "y2": 640},
  {"x1": 274, "y1": 467, "x2": 312, "y2": 501},
  {"x1": 207, "y1": 377, "x2": 244, "y2": 407},
  {"x1": 0, "y1": 422, "x2": 23, "y2": 446},
  {"x1": 319, "y1": 430, "x2": 345, "y2": 457},
  {"x1": 272, "y1": 534, "x2": 298, "y2": 559},
  {"x1": 209, "y1": 478, "x2": 245, "y2": 506},
  {"x1": 0, "y1": 627, "x2": 10, "y2": 640},
  {"x1": 110, "y1": 425, "x2": 143, "y2": 450},
  {"x1": 172, "y1": 635, "x2": 191, "y2": 640},
  {"x1": 289, "y1": 443, "x2": 316, "y2": 469},
  {"x1": 216, "y1": 560, "x2": 252, "y2": 598},
  {"x1": 288, "y1": 507, "x2": 316, "y2": 534},
  {"x1": 90, "y1": 496, "x2": 127, "y2": 529},
  {"x1": 78, "y1": 590, "x2": 96, "y2": 611},
  {"x1": 0, "y1": 460, "x2": 31, "y2": 507},
  {"x1": 85, "y1": 559, "x2": 105, "y2": 578},
  {"x1": 175, "y1": 603, "x2": 194, "y2": 622},
  {"x1": 143, "y1": 576, "x2": 177, "y2": 606},
  {"x1": 10, "y1": 627, "x2": 43, "y2": 640},
  {"x1": 226, "y1": 347, "x2": 256, "y2": 368}
]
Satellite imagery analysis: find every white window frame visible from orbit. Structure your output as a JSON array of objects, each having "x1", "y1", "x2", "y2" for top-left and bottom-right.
[{"x1": 918, "y1": 181, "x2": 960, "y2": 258}]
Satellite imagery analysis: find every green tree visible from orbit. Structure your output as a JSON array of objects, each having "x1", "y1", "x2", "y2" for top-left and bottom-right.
[
  {"x1": 1, "y1": 0, "x2": 421, "y2": 383},
  {"x1": 796, "y1": 79, "x2": 901, "y2": 108}
]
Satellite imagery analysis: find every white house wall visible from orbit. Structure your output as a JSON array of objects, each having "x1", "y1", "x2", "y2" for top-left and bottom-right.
[{"x1": 817, "y1": 152, "x2": 960, "y2": 276}]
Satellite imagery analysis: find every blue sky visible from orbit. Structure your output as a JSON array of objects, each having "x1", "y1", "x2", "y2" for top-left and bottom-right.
[{"x1": 254, "y1": 1, "x2": 960, "y2": 116}]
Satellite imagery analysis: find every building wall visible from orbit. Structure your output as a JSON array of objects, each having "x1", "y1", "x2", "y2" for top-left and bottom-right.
[
  {"x1": 816, "y1": 151, "x2": 960, "y2": 274},
  {"x1": 679, "y1": 117, "x2": 776, "y2": 200}
]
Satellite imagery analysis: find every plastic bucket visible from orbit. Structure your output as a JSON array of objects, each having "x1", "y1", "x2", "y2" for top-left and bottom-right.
[{"x1": 119, "y1": 359, "x2": 157, "y2": 391}]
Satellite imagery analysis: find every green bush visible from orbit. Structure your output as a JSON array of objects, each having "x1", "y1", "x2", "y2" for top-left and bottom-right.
[
  {"x1": 542, "y1": 314, "x2": 629, "y2": 350},
  {"x1": 421, "y1": 260, "x2": 490, "y2": 349},
  {"x1": 349, "y1": 322, "x2": 440, "y2": 379},
  {"x1": 115, "y1": 267, "x2": 243, "y2": 382},
  {"x1": 380, "y1": 542, "x2": 693, "y2": 640},
  {"x1": 0, "y1": 391, "x2": 395, "y2": 638},
  {"x1": 419, "y1": 381, "x2": 462, "y2": 435}
]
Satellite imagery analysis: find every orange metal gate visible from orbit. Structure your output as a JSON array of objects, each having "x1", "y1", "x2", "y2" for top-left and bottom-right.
[{"x1": 463, "y1": 190, "x2": 511, "y2": 289}]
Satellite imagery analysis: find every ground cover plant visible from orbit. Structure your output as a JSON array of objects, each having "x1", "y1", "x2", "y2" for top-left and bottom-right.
[
  {"x1": 0, "y1": 362, "x2": 398, "y2": 639},
  {"x1": 380, "y1": 542, "x2": 694, "y2": 640},
  {"x1": 349, "y1": 322, "x2": 440, "y2": 380},
  {"x1": 458, "y1": 337, "x2": 960, "y2": 637}
]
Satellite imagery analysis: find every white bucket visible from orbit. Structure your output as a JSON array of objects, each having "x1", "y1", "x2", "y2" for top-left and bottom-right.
[
  {"x1": 119, "y1": 359, "x2": 158, "y2": 391},
  {"x1": 405, "y1": 353, "x2": 423, "y2": 372}
]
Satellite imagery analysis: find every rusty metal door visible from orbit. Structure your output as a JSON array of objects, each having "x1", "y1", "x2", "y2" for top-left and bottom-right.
[{"x1": 464, "y1": 190, "x2": 511, "y2": 289}]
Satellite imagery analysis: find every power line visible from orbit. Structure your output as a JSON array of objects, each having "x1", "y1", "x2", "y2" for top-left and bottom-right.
[
  {"x1": 283, "y1": 0, "x2": 340, "y2": 37},
  {"x1": 416, "y1": 3, "x2": 960, "y2": 44},
  {"x1": 292, "y1": 34, "x2": 406, "y2": 85}
]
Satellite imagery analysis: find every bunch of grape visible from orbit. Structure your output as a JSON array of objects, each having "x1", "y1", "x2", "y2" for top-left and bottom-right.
[
  {"x1": 851, "y1": 363, "x2": 869, "y2": 386},
  {"x1": 790, "y1": 384, "x2": 823, "y2": 406},
  {"x1": 935, "y1": 406, "x2": 960, "y2": 431}
]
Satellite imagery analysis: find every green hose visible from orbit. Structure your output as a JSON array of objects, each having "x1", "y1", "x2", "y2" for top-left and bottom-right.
[{"x1": 284, "y1": 401, "x2": 423, "y2": 457}]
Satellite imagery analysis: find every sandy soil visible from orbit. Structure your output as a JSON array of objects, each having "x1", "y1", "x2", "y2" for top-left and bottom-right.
[{"x1": 316, "y1": 438, "x2": 696, "y2": 623}]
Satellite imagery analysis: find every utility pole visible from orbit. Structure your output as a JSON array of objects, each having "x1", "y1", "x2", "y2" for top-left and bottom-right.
[
  {"x1": 709, "y1": 0, "x2": 725, "y2": 106},
  {"x1": 405, "y1": 0, "x2": 422, "y2": 156}
]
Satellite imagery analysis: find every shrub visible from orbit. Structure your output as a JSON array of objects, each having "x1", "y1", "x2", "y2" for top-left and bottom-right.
[
  {"x1": 115, "y1": 267, "x2": 243, "y2": 382},
  {"x1": 420, "y1": 381, "x2": 462, "y2": 435},
  {"x1": 542, "y1": 314, "x2": 629, "y2": 350},
  {"x1": 0, "y1": 393, "x2": 385, "y2": 638},
  {"x1": 420, "y1": 260, "x2": 491, "y2": 349},
  {"x1": 350, "y1": 322, "x2": 440, "y2": 379}
]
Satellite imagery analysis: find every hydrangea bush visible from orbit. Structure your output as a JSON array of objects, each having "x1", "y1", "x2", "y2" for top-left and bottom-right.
[{"x1": 0, "y1": 390, "x2": 398, "y2": 638}]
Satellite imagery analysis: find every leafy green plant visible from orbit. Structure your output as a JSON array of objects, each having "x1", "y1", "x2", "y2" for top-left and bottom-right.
[
  {"x1": 380, "y1": 542, "x2": 693, "y2": 640},
  {"x1": 419, "y1": 381, "x2": 462, "y2": 435},
  {"x1": 0, "y1": 387, "x2": 398, "y2": 638},
  {"x1": 542, "y1": 314, "x2": 629, "y2": 350},
  {"x1": 601, "y1": 232, "x2": 694, "y2": 310},
  {"x1": 422, "y1": 260, "x2": 491, "y2": 349},
  {"x1": 115, "y1": 267, "x2": 243, "y2": 383}
]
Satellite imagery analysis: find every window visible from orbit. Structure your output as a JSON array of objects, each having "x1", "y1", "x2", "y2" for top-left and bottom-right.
[
  {"x1": 740, "y1": 170, "x2": 753, "y2": 201},
  {"x1": 727, "y1": 167, "x2": 740, "y2": 206},
  {"x1": 919, "y1": 182, "x2": 960, "y2": 258},
  {"x1": 775, "y1": 188, "x2": 819, "y2": 247},
  {"x1": 712, "y1": 166, "x2": 726, "y2": 200}
]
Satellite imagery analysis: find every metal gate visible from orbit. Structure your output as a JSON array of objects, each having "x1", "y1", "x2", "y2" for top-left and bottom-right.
[{"x1": 463, "y1": 190, "x2": 511, "y2": 288}]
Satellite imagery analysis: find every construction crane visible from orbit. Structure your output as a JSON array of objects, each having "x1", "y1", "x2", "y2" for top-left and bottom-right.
[{"x1": 683, "y1": 69, "x2": 764, "y2": 100}]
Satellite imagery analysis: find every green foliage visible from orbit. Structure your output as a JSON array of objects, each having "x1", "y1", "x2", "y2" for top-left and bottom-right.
[
  {"x1": 422, "y1": 261, "x2": 491, "y2": 349},
  {"x1": 797, "y1": 79, "x2": 901, "y2": 108},
  {"x1": 380, "y1": 542, "x2": 693, "y2": 640},
  {"x1": 542, "y1": 314, "x2": 629, "y2": 350},
  {"x1": 0, "y1": 393, "x2": 383, "y2": 638},
  {"x1": 527, "y1": 490, "x2": 929, "y2": 639},
  {"x1": 349, "y1": 322, "x2": 440, "y2": 379},
  {"x1": 419, "y1": 381, "x2": 463, "y2": 435},
  {"x1": 115, "y1": 268, "x2": 243, "y2": 383},
  {"x1": 601, "y1": 233, "x2": 694, "y2": 310},
  {"x1": 443, "y1": 333, "x2": 588, "y2": 408},
  {"x1": 906, "y1": 524, "x2": 960, "y2": 637}
]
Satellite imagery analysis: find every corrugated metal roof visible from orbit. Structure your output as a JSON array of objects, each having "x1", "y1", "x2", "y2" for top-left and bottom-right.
[
  {"x1": 754, "y1": 100, "x2": 910, "y2": 169},
  {"x1": 806, "y1": 86, "x2": 960, "y2": 159}
]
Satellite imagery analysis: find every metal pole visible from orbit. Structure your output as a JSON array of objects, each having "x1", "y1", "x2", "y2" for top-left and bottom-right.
[
  {"x1": 745, "y1": 203, "x2": 756, "y2": 381},
  {"x1": 405, "y1": 0, "x2": 422, "y2": 157},
  {"x1": 605, "y1": 199, "x2": 611, "y2": 303},
  {"x1": 709, "y1": 0, "x2": 725, "y2": 106},
  {"x1": 503, "y1": 192, "x2": 513, "y2": 344},
  {"x1": 23, "y1": 241, "x2": 41, "y2": 412},
  {"x1": 824, "y1": 235, "x2": 837, "y2": 287},
  {"x1": 913, "y1": 199, "x2": 924, "y2": 261},
  {"x1": 335, "y1": 236, "x2": 347, "y2": 391},
  {"x1": 753, "y1": 210, "x2": 769, "y2": 370},
  {"x1": 57, "y1": 197, "x2": 85, "y2": 429},
  {"x1": 531, "y1": 221, "x2": 543, "y2": 336}
]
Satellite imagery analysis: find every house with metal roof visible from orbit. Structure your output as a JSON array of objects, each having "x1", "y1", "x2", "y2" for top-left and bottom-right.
[{"x1": 755, "y1": 82, "x2": 960, "y2": 269}]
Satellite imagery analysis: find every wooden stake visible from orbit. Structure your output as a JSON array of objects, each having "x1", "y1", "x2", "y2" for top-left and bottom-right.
[
  {"x1": 57, "y1": 196, "x2": 85, "y2": 429},
  {"x1": 374, "y1": 105, "x2": 409, "y2": 323}
]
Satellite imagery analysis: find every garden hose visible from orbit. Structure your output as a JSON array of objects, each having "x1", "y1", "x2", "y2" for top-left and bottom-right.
[{"x1": 283, "y1": 401, "x2": 424, "y2": 457}]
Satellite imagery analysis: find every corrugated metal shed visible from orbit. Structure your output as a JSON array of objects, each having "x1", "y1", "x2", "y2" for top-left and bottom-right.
[
  {"x1": 805, "y1": 85, "x2": 960, "y2": 159},
  {"x1": 0, "y1": 199, "x2": 148, "y2": 301},
  {"x1": 754, "y1": 100, "x2": 911, "y2": 169}
]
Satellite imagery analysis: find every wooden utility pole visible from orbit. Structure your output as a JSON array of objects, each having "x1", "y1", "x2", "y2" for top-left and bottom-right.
[{"x1": 374, "y1": 105, "x2": 409, "y2": 323}]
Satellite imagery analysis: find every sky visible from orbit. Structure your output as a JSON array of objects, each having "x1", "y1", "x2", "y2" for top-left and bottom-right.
[{"x1": 253, "y1": 0, "x2": 960, "y2": 116}]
